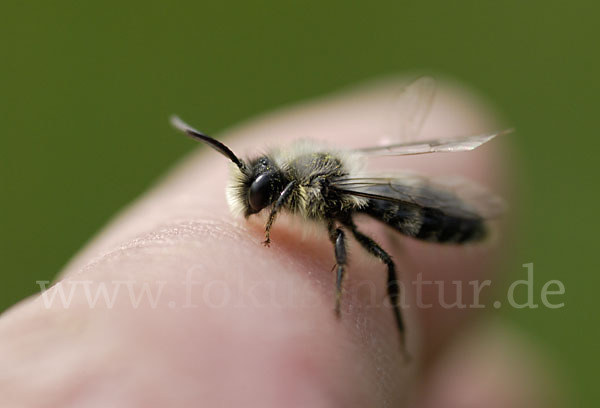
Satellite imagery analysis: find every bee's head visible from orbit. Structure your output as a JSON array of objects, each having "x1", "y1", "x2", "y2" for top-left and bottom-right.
[
  {"x1": 227, "y1": 156, "x2": 286, "y2": 218},
  {"x1": 170, "y1": 116, "x2": 285, "y2": 218}
]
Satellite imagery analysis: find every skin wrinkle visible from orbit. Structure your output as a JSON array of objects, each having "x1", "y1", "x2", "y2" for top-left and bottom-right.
[{"x1": 72, "y1": 218, "x2": 249, "y2": 276}]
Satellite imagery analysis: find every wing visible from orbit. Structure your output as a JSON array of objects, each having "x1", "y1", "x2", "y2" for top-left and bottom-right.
[
  {"x1": 332, "y1": 174, "x2": 505, "y2": 219},
  {"x1": 356, "y1": 128, "x2": 512, "y2": 156},
  {"x1": 384, "y1": 76, "x2": 437, "y2": 143}
]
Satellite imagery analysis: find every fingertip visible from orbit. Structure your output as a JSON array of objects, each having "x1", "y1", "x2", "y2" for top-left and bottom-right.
[{"x1": 24, "y1": 75, "x2": 513, "y2": 405}]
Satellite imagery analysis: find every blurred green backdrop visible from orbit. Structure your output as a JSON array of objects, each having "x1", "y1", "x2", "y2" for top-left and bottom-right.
[{"x1": 1, "y1": 0, "x2": 597, "y2": 405}]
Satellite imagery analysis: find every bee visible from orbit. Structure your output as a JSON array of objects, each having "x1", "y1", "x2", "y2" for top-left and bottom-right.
[{"x1": 171, "y1": 78, "x2": 508, "y2": 353}]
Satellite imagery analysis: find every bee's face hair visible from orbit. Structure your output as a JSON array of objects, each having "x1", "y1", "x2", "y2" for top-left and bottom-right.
[{"x1": 226, "y1": 156, "x2": 286, "y2": 218}]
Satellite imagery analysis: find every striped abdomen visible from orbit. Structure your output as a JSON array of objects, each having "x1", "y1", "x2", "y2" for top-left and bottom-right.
[{"x1": 360, "y1": 198, "x2": 486, "y2": 244}]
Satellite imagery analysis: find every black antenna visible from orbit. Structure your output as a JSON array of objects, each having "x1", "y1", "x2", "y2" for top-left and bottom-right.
[{"x1": 170, "y1": 115, "x2": 245, "y2": 170}]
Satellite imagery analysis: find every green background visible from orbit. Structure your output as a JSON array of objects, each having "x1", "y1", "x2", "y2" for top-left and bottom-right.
[{"x1": 1, "y1": 1, "x2": 597, "y2": 405}]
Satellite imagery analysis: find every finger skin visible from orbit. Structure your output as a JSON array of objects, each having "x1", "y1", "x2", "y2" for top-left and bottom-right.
[{"x1": 0, "y1": 78, "x2": 508, "y2": 407}]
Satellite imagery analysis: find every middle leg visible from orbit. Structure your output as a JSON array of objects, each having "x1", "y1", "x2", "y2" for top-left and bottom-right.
[{"x1": 327, "y1": 221, "x2": 347, "y2": 317}]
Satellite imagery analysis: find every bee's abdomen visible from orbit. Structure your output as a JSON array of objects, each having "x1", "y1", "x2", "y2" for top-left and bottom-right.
[{"x1": 361, "y1": 199, "x2": 486, "y2": 244}]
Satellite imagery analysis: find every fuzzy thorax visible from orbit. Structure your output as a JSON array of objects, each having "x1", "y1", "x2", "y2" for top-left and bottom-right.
[{"x1": 225, "y1": 141, "x2": 369, "y2": 220}]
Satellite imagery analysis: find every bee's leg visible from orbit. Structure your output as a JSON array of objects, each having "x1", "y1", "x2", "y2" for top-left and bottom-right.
[
  {"x1": 263, "y1": 181, "x2": 296, "y2": 246},
  {"x1": 327, "y1": 221, "x2": 347, "y2": 317},
  {"x1": 344, "y1": 219, "x2": 407, "y2": 352}
]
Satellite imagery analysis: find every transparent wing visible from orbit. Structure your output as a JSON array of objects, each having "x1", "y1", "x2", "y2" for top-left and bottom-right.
[
  {"x1": 356, "y1": 128, "x2": 512, "y2": 156},
  {"x1": 332, "y1": 173, "x2": 505, "y2": 219},
  {"x1": 385, "y1": 76, "x2": 437, "y2": 143}
]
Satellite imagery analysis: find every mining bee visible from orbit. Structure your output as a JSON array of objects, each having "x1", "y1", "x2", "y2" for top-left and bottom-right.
[{"x1": 171, "y1": 78, "x2": 508, "y2": 354}]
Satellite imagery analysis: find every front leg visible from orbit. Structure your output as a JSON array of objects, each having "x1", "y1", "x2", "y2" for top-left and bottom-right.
[{"x1": 263, "y1": 181, "x2": 296, "y2": 246}]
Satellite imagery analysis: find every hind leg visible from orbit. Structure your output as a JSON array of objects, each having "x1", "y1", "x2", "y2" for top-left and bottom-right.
[{"x1": 343, "y1": 219, "x2": 407, "y2": 351}]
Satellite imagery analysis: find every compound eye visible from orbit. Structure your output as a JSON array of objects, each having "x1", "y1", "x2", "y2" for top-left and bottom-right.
[{"x1": 248, "y1": 173, "x2": 273, "y2": 212}]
